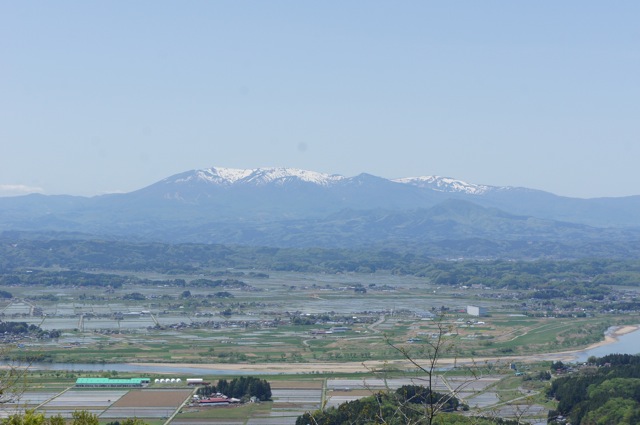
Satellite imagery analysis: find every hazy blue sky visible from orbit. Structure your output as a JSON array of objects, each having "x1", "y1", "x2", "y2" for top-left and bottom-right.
[{"x1": 1, "y1": 1, "x2": 638, "y2": 198}]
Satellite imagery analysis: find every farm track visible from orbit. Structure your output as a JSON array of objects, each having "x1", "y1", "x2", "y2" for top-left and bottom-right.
[{"x1": 368, "y1": 315, "x2": 385, "y2": 334}]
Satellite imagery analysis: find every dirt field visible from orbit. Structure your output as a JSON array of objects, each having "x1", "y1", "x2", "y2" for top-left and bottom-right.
[{"x1": 112, "y1": 389, "x2": 193, "y2": 408}]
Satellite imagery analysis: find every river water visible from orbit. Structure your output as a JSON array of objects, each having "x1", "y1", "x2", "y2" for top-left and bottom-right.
[{"x1": 574, "y1": 325, "x2": 640, "y2": 362}]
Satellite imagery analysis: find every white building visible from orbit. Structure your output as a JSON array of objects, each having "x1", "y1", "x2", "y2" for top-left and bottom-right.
[{"x1": 467, "y1": 305, "x2": 488, "y2": 317}]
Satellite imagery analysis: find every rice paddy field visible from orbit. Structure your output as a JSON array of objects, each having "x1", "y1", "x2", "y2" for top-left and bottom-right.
[
  {"x1": 0, "y1": 372, "x2": 550, "y2": 424},
  {"x1": 1, "y1": 269, "x2": 632, "y2": 367}
]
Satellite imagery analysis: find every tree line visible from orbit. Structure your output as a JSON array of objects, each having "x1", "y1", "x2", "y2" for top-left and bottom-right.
[
  {"x1": 0, "y1": 321, "x2": 60, "y2": 338},
  {"x1": 296, "y1": 385, "x2": 521, "y2": 425},
  {"x1": 196, "y1": 376, "x2": 272, "y2": 401}
]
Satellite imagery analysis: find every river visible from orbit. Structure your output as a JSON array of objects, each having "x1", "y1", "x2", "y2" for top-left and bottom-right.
[{"x1": 573, "y1": 325, "x2": 640, "y2": 362}]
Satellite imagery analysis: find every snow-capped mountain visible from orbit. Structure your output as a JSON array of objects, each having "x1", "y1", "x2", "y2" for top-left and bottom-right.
[
  {"x1": 128, "y1": 166, "x2": 640, "y2": 228},
  {"x1": 392, "y1": 176, "x2": 497, "y2": 195},
  {"x1": 162, "y1": 166, "x2": 510, "y2": 194},
  {"x1": 142, "y1": 166, "x2": 431, "y2": 214}
]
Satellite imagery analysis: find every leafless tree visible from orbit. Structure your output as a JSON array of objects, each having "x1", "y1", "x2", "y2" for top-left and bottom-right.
[
  {"x1": 300, "y1": 314, "x2": 531, "y2": 425},
  {"x1": 383, "y1": 313, "x2": 480, "y2": 425},
  {"x1": 0, "y1": 346, "x2": 30, "y2": 419}
]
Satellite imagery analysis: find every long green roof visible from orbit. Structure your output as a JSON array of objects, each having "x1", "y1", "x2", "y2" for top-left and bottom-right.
[{"x1": 76, "y1": 378, "x2": 147, "y2": 384}]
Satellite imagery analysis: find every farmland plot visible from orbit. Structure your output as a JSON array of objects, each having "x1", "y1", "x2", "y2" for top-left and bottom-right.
[
  {"x1": 102, "y1": 389, "x2": 193, "y2": 419},
  {"x1": 43, "y1": 389, "x2": 128, "y2": 408}
]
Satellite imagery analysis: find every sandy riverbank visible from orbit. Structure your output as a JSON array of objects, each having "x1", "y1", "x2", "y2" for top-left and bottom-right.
[
  {"x1": 133, "y1": 324, "x2": 640, "y2": 374},
  {"x1": 588, "y1": 324, "x2": 639, "y2": 349},
  {"x1": 536, "y1": 324, "x2": 640, "y2": 363}
]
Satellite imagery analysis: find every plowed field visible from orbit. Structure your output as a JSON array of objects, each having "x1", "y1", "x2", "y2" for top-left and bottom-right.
[{"x1": 112, "y1": 389, "x2": 192, "y2": 408}]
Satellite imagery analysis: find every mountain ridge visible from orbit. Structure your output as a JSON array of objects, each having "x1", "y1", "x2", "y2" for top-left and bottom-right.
[{"x1": 1, "y1": 166, "x2": 640, "y2": 257}]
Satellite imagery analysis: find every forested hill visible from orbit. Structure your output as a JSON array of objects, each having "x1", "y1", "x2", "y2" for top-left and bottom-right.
[
  {"x1": 3, "y1": 237, "x2": 640, "y2": 292},
  {"x1": 549, "y1": 354, "x2": 640, "y2": 424},
  {"x1": 3, "y1": 228, "x2": 640, "y2": 264}
]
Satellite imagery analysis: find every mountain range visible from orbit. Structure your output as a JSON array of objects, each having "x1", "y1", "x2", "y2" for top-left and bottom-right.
[{"x1": 1, "y1": 166, "x2": 639, "y2": 257}]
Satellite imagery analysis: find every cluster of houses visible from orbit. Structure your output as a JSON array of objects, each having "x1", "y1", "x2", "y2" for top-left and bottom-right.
[{"x1": 193, "y1": 393, "x2": 242, "y2": 406}]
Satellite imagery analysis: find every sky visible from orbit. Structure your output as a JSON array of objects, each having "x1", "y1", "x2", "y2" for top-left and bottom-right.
[{"x1": 1, "y1": 2, "x2": 639, "y2": 199}]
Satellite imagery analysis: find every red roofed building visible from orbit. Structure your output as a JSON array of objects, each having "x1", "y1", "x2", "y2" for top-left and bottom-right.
[{"x1": 199, "y1": 397, "x2": 230, "y2": 405}]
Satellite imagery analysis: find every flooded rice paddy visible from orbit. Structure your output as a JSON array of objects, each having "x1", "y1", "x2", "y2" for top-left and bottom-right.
[{"x1": 1, "y1": 375, "x2": 540, "y2": 424}]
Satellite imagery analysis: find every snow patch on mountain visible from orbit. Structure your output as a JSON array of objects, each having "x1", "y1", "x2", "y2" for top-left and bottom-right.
[
  {"x1": 173, "y1": 167, "x2": 346, "y2": 187},
  {"x1": 166, "y1": 166, "x2": 520, "y2": 194},
  {"x1": 393, "y1": 176, "x2": 494, "y2": 195},
  {"x1": 207, "y1": 168, "x2": 255, "y2": 184}
]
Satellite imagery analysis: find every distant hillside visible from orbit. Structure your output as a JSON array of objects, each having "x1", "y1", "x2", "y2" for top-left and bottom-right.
[{"x1": 0, "y1": 166, "x2": 639, "y2": 257}]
